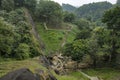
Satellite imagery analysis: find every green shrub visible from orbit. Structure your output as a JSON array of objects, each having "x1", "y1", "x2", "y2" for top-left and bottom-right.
[{"x1": 15, "y1": 43, "x2": 30, "y2": 60}]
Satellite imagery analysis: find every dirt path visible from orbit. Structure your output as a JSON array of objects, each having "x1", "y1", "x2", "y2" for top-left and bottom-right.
[
  {"x1": 61, "y1": 31, "x2": 69, "y2": 48},
  {"x1": 80, "y1": 71, "x2": 100, "y2": 80}
]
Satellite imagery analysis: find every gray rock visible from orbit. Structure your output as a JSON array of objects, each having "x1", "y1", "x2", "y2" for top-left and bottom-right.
[{"x1": 0, "y1": 68, "x2": 37, "y2": 80}]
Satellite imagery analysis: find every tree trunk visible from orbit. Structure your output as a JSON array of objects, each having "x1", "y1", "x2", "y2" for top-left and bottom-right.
[
  {"x1": 111, "y1": 29, "x2": 117, "y2": 64},
  {"x1": 93, "y1": 58, "x2": 97, "y2": 68}
]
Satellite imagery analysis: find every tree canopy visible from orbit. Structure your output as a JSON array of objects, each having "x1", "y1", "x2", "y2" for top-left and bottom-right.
[
  {"x1": 102, "y1": 6, "x2": 120, "y2": 63},
  {"x1": 0, "y1": 18, "x2": 14, "y2": 57},
  {"x1": 75, "y1": 2, "x2": 112, "y2": 22},
  {"x1": 35, "y1": 0, "x2": 63, "y2": 27}
]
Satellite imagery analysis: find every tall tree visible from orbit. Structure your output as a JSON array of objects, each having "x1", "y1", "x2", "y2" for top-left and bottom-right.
[
  {"x1": 24, "y1": 0, "x2": 37, "y2": 11},
  {"x1": 14, "y1": 0, "x2": 25, "y2": 7},
  {"x1": 0, "y1": 18, "x2": 14, "y2": 57},
  {"x1": 102, "y1": 6, "x2": 120, "y2": 63},
  {"x1": 1, "y1": 0, "x2": 14, "y2": 11},
  {"x1": 63, "y1": 11, "x2": 76, "y2": 23},
  {"x1": 35, "y1": 0, "x2": 63, "y2": 27},
  {"x1": 75, "y1": 19, "x2": 90, "y2": 30},
  {"x1": 0, "y1": 0, "x2": 1, "y2": 8},
  {"x1": 64, "y1": 39, "x2": 89, "y2": 62}
]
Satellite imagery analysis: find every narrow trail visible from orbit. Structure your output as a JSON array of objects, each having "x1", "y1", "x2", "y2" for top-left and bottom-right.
[
  {"x1": 80, "y1": 71, "x2": 100, "y2": 80},
  {"x1": 24, "y1": 8, "x2": 45, "y2": 51},
  {"x1": 61, "y1": 31, "x2": 69, "y2": 48}
]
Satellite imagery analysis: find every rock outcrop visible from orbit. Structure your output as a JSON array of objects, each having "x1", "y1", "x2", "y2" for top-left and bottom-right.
[
  {"x1": 0, "y1": 68, "x2": 37, "y2": 80},
  {"x1": 0, "y1": 68, "x2": 57, "y2": 80},
  {"x1": 45, "y1": 54, "x2": 90, "y2": 75}
]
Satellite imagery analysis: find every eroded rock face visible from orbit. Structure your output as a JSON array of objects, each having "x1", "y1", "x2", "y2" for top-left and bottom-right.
[
  {"x1": 0, "y1": 68, "x2": 57, "y2": 80},
  {"x1": 41, "y1": 54, "x2": 90, "y2": 75},
  {"x1": 0, "y1": 68, "x2": 37, "y2": 80}
]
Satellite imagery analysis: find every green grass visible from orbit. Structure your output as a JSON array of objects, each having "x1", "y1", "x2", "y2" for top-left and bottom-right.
[
  {"x1": 1, "y1": 58, "x2": 119, "y2": 80},
  {"x1": 0, "y1": 58, "x2": 89, "y2": 80},
  {"x1": 36, "y1": 23, "x2": 78, "y2": 54},
  {"x1": 83, "y1": 68, "x2": 120, "y2": 80},
  {"x1": 0, "y1": 58, "x2": 47, "y2": 77},
  {"x1": 54, "y1": 71, "x2": 89, "y2": 80}
]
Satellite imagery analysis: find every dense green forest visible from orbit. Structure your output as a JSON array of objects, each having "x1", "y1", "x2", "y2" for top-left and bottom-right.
[
  {"x1": 63, "y1": 1, "x2": 120, "y2": 67},
  {"x1": 0, "y1": 0, "x2": 41, "y2": 60},
  {"x1": 0, "y1": 0, "x2": 120, "y2": 80},
  {"x1": 62, "y1": 1, "x2": 113, "y2": 25},
  {"x1": 62, "y1": 3, "x2": 77, "y2": 13},
  {"x1": 0, "y1": 0, "x2": 120, "y2": 68}
]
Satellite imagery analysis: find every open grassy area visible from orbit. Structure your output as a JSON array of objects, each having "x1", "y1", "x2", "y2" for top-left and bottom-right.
[
  {"x1": 83, "y1": 68, "x2": 120, "y2": 80},
  {"x1": 36, "y1": 23, "x2": 79, "y2": 54}
]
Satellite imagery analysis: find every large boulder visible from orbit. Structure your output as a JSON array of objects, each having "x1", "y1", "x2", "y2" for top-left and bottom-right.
[
  {"x1": 0, "y1": 68, "x2": 38, "y2": 80},
  {"x1": 0, "y1": 68, "x2": 57, "y2": 80}
]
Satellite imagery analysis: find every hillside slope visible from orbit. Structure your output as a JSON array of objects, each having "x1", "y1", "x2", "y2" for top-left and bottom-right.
[
  {"x1": 75, "y1": 1, "x2": 112, "y2": 21},
  {"x1": 36, "y1": 23, "x2": 79, "y2": 54},
  {"x1": 62, "y1": 3, "x2": 77, "y2": 12}
]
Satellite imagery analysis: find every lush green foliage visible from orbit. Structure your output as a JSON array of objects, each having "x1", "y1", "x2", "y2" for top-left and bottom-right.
[
  {"x1": 75, "y1": 2, "x2": 112, "y2": 22},
  {"x1": 0, "y1": 18, "x2": 14, "y2": 57},
  {"x1": 15, "y1": 43, "x2": 30, "y2": 60},
  {"x1": 63, "y1": 11, "x2": 76, "y2": 23},
  {"x1": 0, "y1": 8, "x2": 40, "y2": 59},
  {"x1": 14, "y1": 0, "x2": 25, "y2": 7},
  {"x1": 24, "y1": 0, "x2": 37, "y2": 12},
  {"x1": 64, "y1": 39, "x2": 89, "y2": 61},
  {"x1": 62, "y1": 2, "x2": 112, "y2": 23},
  {"x1": 1, "y1": 0, "x2": 14, "y2": 11},
  {"x1": 74, "y1": 19, "x2": 90, "y2": 30},
  {"x1": 64, "y1": 6, "x2": 120, "y2": 67},
  {"x1": 0, "y1": 0, "x2": 37, "y2": 12},
  {"x1": 62, "y1": 3, "x2": 76, "y2": 13},
  {"x1": 102, "y1": 6, "x2": 120, "y2": 64},
  {"x1": 75, "y1": 30, "x2": 91, "y2": 40},
  {"x1": 35, "y1": 0, "x2": 63, "y2": 27}
]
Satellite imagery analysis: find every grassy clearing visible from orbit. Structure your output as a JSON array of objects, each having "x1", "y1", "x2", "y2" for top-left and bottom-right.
[
  {"x1": 83, "y1": 68, "x2": 120, "y2": 80},
  {"x1": 36, "y1": 23, "x2": 78, "y2": 54}
]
